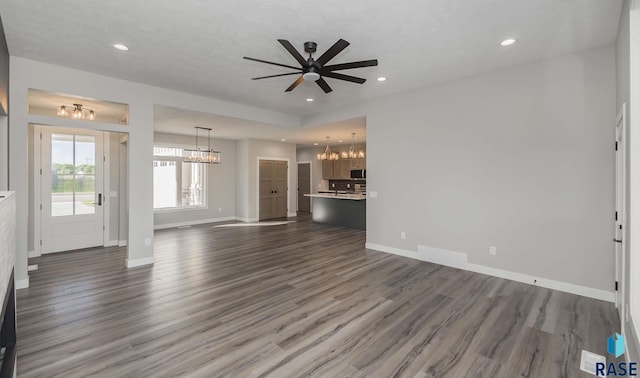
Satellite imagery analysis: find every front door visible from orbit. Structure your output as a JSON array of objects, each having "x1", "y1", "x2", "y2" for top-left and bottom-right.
[
  {"x1": 614, "y1": 104, "x2": 627, "y2": 324},
  {"x1": 40, "y1": 127, "x2": 105, "y2": 253}
]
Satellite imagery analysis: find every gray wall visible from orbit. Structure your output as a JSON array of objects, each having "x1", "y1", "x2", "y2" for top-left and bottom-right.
[
  {"x1": 153, "y1": 132, "x2": 236, "y2": 227},
  {"x1": 305, "y1": 45, "x2": 617, "y2": 293}
]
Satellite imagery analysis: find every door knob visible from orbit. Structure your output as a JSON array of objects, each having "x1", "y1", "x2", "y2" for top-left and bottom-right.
[
  {"x1": 613, "y1": 238, "x2": 623, "y2": 243},
  {"x1": 93, "y1": 193, "x2": 102, "y2": 206}
]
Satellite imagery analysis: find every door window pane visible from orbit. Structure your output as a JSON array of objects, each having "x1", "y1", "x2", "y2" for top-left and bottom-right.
[
  {"x1": 75, "y1": 175, "x2": 96, "y2": 215},
  {"x1": 153, "y1": 161, "x2": 177, "y2": 209},
  {"x1": 51, "y1": 133, "x2": 97, "y2": 216}
]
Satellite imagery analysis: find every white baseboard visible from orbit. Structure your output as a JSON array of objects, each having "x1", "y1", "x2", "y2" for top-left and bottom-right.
[
  {"x1": 365, "y1": 242, "x2": 615, "y2": 303},
  {"x1": 15, "y1": 277, "x2": 29, "y2": 290},
  {"x1": 104, "y1": 240, "x2": 119, "y2": 247},
  {"x1": 118, "y1": 240, "x2": 127, "y2": 247},
  {"x1": 234, "y1": 217, "x2": 259, "y2": 223},
  {"x1": 27, "y1": 250, "x2": 40, "y2": 258},
  {"x1": 154, "y1": 216, "x2": 236, "y2": 230},
  {"x1": 125, "y1": 257, "x2": 155, "y2": 268},
  {"x1": 288, "y1": 212, "x2": 297, "y2": 218}
]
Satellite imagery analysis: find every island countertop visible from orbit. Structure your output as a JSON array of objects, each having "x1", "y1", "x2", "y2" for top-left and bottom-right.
[{"x1": 304, "y1": 193, "x2": 367, "y2": 201}]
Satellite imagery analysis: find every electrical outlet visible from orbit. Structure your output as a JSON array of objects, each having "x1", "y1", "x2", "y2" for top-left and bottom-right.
[
  {"x1": 400, "y1": 232, "x2": 406, "y2": 240},
  {"x1": 218, "y1": 207, "x2": 222, "y2": 212},
  {"x1": 489, "y1": 246, "x2": 497, "y2": 255},
  {"x1": 145, "y1": 238, "x2": 151, "y2": 247},
  {"x1": 332, "y1": 183, "x2": 336, "y2": 188},
  {"x1": 347, "y1": 183, "x2": 351, "y2": 188}
]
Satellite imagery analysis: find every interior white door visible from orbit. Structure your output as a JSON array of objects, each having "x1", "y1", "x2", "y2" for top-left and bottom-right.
[
  {"x1": 40, "y1": 127, "x2": 104, "y2": 253},
  {"x1": 614, "y1": 104, "x2": 627, "y2": 322}
]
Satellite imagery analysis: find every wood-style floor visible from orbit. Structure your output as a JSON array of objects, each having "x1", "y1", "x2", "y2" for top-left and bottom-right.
[{"x1": 17, "y1": 216, "x2": 619, "y2": 377}]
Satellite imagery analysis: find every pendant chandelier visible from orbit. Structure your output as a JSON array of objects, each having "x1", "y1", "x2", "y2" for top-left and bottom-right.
[
  {"x1": 341, "y1": 132, "x2": 365, "y2": 159},
  {"x1": 183, "y1": 127, "x2": 221, "y2": 164},
  {"x1": 317, "y1": 136, "x2": 339, "y2": 161},
  {"x1": 57, "y1": 103, "x2": 96, "y2": 121}
]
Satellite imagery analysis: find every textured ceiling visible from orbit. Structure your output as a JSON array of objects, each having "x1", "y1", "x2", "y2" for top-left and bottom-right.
[
  {"x1": 0, "y1": 0, "x2": 622, "y2": 117},
  {"x1": 154, "y1": 105, "x2": 365, "y2": 149}
]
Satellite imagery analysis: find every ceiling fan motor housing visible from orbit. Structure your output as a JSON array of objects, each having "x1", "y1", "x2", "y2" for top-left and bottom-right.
[{"x1": 304, "y1": 41, "x2": 317, "y2": 53}]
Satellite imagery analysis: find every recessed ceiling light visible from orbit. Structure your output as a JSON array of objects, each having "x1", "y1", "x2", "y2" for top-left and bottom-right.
[
  {"x1": 313, "y1": 143, "x2": 319, "y2": 146},
  {"x1": 500, "y1": 38, "x2": 516, "y2": 47},
  {"x1": 338, "y1": 140, "x2": 343, "y2": 143},
  {"x1": 306, "y1": 98, "x2": 314, "y2": 102},
  {"x1": 377, "y1": 77, "x2": 387, "y2": 82},
  {"x1": 113, "y1": 43, "x2": 129, "y2": 51},
  {"x1": 280, "y1": 138, "x2": 286, "y2": 142}
]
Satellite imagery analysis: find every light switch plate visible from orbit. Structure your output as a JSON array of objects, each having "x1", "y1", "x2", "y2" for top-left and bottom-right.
[{"x1": 370, "y1": 191, "x2": 378, "y2": 198}]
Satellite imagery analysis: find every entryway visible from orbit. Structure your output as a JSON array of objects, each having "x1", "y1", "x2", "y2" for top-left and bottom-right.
[
  {"x1": 259, "y1": 159, "x2": 288, "y2": 220},
  {"x1": 32, "y1": 125, "x2": 128, "y2": 254}
]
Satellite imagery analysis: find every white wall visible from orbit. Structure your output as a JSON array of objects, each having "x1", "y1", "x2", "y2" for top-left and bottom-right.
[
  {"x1": 9, "y1": 57, "x2": 298, "y2": 284},
  {"x1": 304, "y1": 45, "x2": 617, "y2": 296},
  {"x1": 235, "y1": 139, "x2": 250, "y2": 221},
  {"x1": 153, "y1": 132, "x2": 236, "y2": 227}
]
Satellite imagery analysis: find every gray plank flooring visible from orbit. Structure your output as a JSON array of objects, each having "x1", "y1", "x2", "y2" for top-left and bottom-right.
[{"x1": 16, "y1": 216, "x2": 619, "y2": 377}]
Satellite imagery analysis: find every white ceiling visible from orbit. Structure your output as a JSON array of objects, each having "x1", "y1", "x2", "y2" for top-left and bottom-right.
[
  {"x1": 154, "y1": 105, "x2": 365, "y2": 149},
  {"x1": 0, "y1": 0, "x2": 622, "y2": 117}
]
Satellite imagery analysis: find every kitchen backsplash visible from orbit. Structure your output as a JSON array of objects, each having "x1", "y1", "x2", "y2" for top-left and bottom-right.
[{"x1": 328, "y1": 179, "x2": 366, "y2": 191}]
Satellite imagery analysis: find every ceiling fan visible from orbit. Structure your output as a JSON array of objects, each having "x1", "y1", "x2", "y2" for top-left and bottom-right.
[{"x1": 243, "y1": 39, "x2": 378, "y2": 93}]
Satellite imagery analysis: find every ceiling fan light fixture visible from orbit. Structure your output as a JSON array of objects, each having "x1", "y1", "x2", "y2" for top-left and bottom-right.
[{"x1": 302, "y1": 72, "x2": 320, "y2": 82}]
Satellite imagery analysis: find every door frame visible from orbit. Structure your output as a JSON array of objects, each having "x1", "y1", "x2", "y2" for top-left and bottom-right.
[
  {"x1": 256, "y1": 157, "x2": 291, "y2": 221},
  {"x1": 615, "y1": 103, "x2": 627, "y2": 331},
  {"x1": 32, "y1": 124, "x2": 110, "y2": 256},
  {"x1": 297, "y1": 161, "x2": 312, "y2": 212}
]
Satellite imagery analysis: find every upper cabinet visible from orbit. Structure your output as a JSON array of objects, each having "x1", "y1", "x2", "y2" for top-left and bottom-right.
[
  {"x1": 350, "y1": 158, "x2": 365, "y2": 171},
  {"x1": 322, "y1": 160, "x2": 334, "y2": 179},
  {"x1": 321, "y1": 157, "x2": 366, "y2": 180}
]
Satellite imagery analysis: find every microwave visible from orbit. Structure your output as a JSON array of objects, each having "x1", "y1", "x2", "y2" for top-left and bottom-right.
[{"x1": 350, "y1": 169, "x2": 366, "y2": 179}]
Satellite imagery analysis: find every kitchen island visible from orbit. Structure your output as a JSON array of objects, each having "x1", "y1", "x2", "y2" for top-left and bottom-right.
[{"x1": 304, "y1": 192, "x2": 366, "y2": 230}]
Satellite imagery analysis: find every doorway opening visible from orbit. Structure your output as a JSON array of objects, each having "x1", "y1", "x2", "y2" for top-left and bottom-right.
[
  {"x1": 29, "y1": 125, "x2": 128, "y2": 256},
  {"x1": 297, "y1": 162, "x2": 311, "y2": 213}
]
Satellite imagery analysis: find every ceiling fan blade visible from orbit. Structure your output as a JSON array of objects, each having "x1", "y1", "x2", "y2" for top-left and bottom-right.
[
  {"x1": 316, "y1": 78, "x2": 333, "y2": 93},
  {"x1": 316, "y1": 39, "x2": 350, "y2": 66},
  {"x1": 321, "y1": 71, "x2": 366, "y2": 84},
  {"x1": 243, "y1": 57, "x2": 301, "y2": 71},
  {"x1": 252, "y1": 72, "x2": 302, "y2": 80},
  {"x1": 285, "y1": 76, "x2": 305, "y2": 92},
  {"x1": 277, "y1": 39, "x2": 307, "y2": 66},
  {"x1": 323, "y1": 59, "x2": 378, "y2": 71}
]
